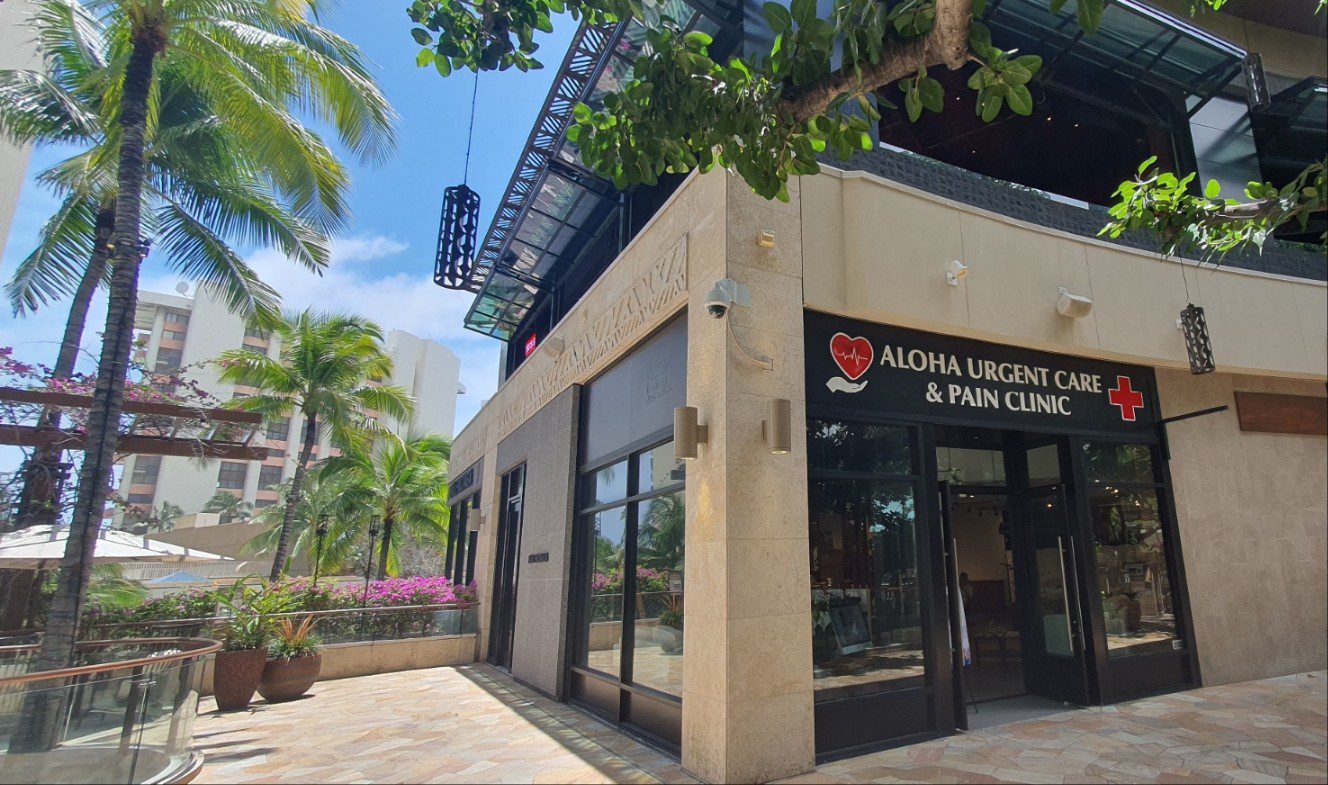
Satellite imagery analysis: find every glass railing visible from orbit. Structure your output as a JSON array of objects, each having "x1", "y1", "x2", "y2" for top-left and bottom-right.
[{"x1": 0, "y1": 638, "x2": 219, "y2": 784}]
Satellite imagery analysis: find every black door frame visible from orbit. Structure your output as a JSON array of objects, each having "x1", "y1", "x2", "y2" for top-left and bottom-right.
[
  {"x1": 807, "y1": 399, "x2": 1199, "y2": 758},
  {"x1": 488, "y1": 464, "x2": 526, "y2": 670}
]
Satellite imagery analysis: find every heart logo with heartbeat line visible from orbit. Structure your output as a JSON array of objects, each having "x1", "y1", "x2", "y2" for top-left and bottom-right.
[{"x1": 830, "y1": 333, "x2": 874, "y2": 381}]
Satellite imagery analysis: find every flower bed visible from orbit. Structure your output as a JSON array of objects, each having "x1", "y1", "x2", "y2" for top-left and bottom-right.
[{"x1": 81, "y1": 576, "x2": 478, "y2": 640}]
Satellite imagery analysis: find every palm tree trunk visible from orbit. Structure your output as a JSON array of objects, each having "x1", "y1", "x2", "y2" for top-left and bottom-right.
[
  {"x1": 376, "y1": 514, "x2": 393, "y2": 581},
  {"x1": 13, "y1": 34, "x2": 159, "y2": 753},
  {"x1": 269, "y1": 413, "x2": 318, "y2": 582},
  {"x1": 11, "y1": 210, "x2": 114, "y2": 532}
]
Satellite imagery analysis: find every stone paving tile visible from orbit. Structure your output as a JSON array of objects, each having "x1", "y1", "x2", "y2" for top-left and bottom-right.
[
  {"x1": 194, "y1": 664, "x2": 697, "y2": 785},
  {"x1": 195, "y1": 668, "x2": 1325, "y2": 784},
  {"x1": 793, "y1": 673, "x2": 1326, "y2": 785}
]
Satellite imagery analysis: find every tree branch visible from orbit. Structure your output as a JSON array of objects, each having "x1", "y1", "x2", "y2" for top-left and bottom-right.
[{"x1": 782, "y1": 0, "x2": 974, "y2": 123}]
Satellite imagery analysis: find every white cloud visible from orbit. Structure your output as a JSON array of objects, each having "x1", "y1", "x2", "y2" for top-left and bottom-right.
[{"x1": 330, "y1": 235, "x2": 410, "y2": 265}]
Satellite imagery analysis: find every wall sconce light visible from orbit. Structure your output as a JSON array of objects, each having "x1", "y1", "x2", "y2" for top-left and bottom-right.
[
  {"x1": 543, "y1": 336, "x2": 566, "y2": 357},
  {"x1": 757, "y1": 230, "x2": 777, "y2": 248},
  {"x1": 1179, "y1": 303, "x2": 1216, "y2": 375},
  {"x1": 468, "y1": 510, "x2": 484, "y2": 532},
  {"x1": 946, "y1": 259, "x2": 968, "y2": 286},
  {"x1": 674, "y1": 406, "x2": 708, "y2": 461},
  {"x1": 1056, "y1": 287, "x2": 1093, "y2": 318},
  {"x1": 762, "y1": 398, "x2": 792, "y2": 454}
]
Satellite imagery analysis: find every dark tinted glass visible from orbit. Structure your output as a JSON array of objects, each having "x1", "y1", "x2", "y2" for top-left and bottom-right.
[
  {"x1": 638, "y1": 441, "x2": 684, "y2": 493},
  {"x1": 1083, "y1": 443, "x2": 1155, "y2": 485},
  {"x1": 809, "y1": 478, "x2": 925, "y2": 701},
  {"x1": 581, "y1": 507, "x2": 627, "y2": 677},
  {"x1": 584, "y1": 460, "x2": 628, "y2": 507},
  {"x1": 1090, "y1": 488, "x2": 1179, "y2": 657},
  {"x1": 808, "y1": 420, "x2": 913, "y2": 475}
]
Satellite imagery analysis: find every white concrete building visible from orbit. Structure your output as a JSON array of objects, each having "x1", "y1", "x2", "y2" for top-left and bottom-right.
[
  {"x1": 0, "y1": 0, "x2": 42, "y2": 258},
  {"x1": 117, "y1": 285, "x2": 464, "y2": 520}
]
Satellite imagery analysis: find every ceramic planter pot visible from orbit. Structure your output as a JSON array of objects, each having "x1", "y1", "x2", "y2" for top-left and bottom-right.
[
  {"x1": 257, "y1": 653, "x2": 322, "y2": 703},
  {"x1": 213, "y1": 648, "x2": 268, "y2": 711}
]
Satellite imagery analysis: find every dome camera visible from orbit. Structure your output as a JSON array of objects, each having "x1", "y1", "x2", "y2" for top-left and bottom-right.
[{"x1": 704, "y1": 278, "x2": 752, "y2": 320}]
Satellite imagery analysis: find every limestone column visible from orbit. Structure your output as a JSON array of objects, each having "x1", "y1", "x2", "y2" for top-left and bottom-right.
[{"x1": 681, "y1": 172, "x2": 815, "y2": 783}]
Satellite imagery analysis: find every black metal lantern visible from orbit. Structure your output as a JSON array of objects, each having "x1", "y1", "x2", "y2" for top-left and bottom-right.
[
  {"x1": 1179, "y1": 303, "x2": 1216, "y2": 375},
  {"x1": 434, "y1": 184, "x2": 480, "y2": 290}
]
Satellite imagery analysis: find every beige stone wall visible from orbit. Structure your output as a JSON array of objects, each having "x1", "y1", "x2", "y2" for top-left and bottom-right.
[
  {"x1": 1157, "y1": 371, "x2": 1328, "y2": 686},
  {"x1": 681, "y1": 174, "x2": 814, "y2": 783},
  {"x1": 803, "y1": 168, "x2": 1327, "y2": 381},
  {"x1": 199, "y1": 634, "x2": 476, "y2": 695}
]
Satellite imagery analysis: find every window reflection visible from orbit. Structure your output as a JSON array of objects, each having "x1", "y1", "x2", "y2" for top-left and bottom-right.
[
  {"x1": 1082, "y1": 442, "x2": 1154, "y2": 485},
  {"x1": 1091, "y1": 487, "x2": 1179, "y2": 657},
  {"x1": 587, "y1": 460, "x2": 628, "y2": 507},
  {"x1": 631, "y1": 491, "x2": 685, "y2": 697},
  {"x1": 808, "y1": 420, "x2": 913, "y2": 475},
  {"x1": 809, "y1": 479, "x2": 924, "y2": 701},
  {"x1": 583, "y1": 508, "x2": 627, "y2": 677}
]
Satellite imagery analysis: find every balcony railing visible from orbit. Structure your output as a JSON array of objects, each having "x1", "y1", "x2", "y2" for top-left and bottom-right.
[{"x1": 0, "y1": 638, "x2": 219, "y2": 784}]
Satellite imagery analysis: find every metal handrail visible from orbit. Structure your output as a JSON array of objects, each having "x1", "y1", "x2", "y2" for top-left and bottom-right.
[{"x1": 0, "y1": 638, "x2": 220, "y2": 687}]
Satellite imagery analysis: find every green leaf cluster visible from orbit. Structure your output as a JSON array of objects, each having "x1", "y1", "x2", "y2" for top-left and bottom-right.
[{"x1": 1102, "y1": 156, "x2": 1328, "y2": 258}]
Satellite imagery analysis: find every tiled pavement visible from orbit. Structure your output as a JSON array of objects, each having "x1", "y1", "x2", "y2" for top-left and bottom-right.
[
  {"x1": 194, "y1": 667, "x2": 1326, "y2": 784},
  {"x1": 194, "y1": 664, "x2": 696, "y2": 784},
  {"x1": 781, "y1": 672, "x2": 1327, "y2": 785}
]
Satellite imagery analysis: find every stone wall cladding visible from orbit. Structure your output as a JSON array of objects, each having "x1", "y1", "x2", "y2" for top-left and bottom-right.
[{"x1": 832, "y1": 147, "x2": 1326, "y2": 283}]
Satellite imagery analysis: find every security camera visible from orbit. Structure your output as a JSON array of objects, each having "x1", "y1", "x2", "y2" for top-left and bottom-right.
[
  {"x1": 704, "y1": 279, "x2": 752, "y2": 320},
  {"x1": 1056, "y1": 287, "x2": 1094, "y2": 318}
]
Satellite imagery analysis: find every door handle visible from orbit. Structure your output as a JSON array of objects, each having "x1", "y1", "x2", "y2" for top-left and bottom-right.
[
  {"x1": 1055, "y1": 535, "x2": 1075, "y2": 654},
  {"x1": 1065, "y1": 534, "x2": 1085, "y2": 652}
]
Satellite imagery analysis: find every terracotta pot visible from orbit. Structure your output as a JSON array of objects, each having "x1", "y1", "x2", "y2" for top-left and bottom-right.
[
  {"x1": 257, "y1": 653, "x2": 322, "y2": 703},
  {"x1": 213, "y1": 648, "x2": 268, "y2": 711}
]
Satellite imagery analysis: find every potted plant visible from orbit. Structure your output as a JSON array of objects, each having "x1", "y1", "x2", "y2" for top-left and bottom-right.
[
  {"x1": 257, "y1": 616, "x2": 322, "y2": 702},
  {"x1": 212, "y1": 580, "x2": 290, "y2": 711},
  {"x1": 657, "y1": 593, "x2": 684, "y2": 654}
]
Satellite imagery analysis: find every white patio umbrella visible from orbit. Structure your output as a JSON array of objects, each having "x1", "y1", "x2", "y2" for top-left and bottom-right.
[{"x1": 0, "y1": 525, "x2": 230, "y2": 570}]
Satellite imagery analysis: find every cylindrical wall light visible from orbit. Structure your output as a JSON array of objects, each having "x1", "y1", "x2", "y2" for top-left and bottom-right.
[
  {"x1": 674, "y1": 407, "x2": 708, "y2": 461},
  {"x1": 468, "y1": 509, "x2": 484, "y2": 532},
  {"x1": 763, "y1": 398, "x2": 792, "y2": 454}
]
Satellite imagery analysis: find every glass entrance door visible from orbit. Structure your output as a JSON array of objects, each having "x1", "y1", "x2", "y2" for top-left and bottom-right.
[{"x1": 1014, "y1": 441, "x2": 1093, "y2": 705}]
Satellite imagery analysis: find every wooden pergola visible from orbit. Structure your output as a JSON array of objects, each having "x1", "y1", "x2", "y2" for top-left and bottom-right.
[{"x1": 0, "y1": 387, "x2": 269, "y2": 460}]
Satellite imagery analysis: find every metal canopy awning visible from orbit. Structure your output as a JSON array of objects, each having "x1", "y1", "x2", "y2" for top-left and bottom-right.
[
  {"x1": 461, "y1": 0, "x2": 733, "y2": 341},
  {"x1": 982, "y1": 0, "x2": 1246, "y2": 118}
]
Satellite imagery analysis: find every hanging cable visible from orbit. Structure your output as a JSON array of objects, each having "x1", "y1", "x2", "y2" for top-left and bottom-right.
[{"x1": 463, "y1": 69, "x2": 479, "y2": 185}]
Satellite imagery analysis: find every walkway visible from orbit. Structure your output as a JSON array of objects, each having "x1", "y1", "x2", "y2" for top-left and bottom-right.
[
  {"x1": 783, "y1": 672, "x2": 1326, "y2": 785},
  {"x1": 194, "y1": 665, "x2": 696, "y2": 784},
  {"x1": 194, "y1": 667, "x2": 1326, "y2": 784}
]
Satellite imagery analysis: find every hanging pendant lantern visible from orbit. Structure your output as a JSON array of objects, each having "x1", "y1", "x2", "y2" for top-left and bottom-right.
[
  {"x1": 434, "y1": 183, "x2": 481, "y2": 290},
  {"x1": 1179, "y1": 303, "x2": 1215, "y2": 375}
]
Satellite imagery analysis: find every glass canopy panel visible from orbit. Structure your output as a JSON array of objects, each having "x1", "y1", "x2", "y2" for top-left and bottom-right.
[{"x1": 983, "y1": 0, "x2": 1242, "y2": 102}]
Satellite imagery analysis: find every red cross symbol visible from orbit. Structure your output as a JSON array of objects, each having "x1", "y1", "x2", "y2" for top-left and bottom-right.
[{"x1": 1108, "y1": 376, "x2": 1145, "y2": 422}]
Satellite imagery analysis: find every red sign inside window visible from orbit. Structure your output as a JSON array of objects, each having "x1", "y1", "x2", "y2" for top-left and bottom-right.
[{"x1": 524, "y1": 333, "x2": 538, "y2": 357}]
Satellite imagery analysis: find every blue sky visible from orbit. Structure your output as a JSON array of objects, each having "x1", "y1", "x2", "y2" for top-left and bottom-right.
[{"x1": 0, "y1": 5, "x2": 576, "y2": 443}]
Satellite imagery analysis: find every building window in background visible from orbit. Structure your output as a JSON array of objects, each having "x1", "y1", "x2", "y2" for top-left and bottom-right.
[{"x1": 217, "y1": 462, "x2": 248, "y2": 490}]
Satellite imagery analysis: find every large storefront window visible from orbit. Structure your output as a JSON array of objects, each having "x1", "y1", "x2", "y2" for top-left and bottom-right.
[
  {"x1": 576, "y1": 440, "x2": 685, "y2": 699},
  {"x1": 1083, "y1": 442, "x2": 1180, "y2": 658},
  {"x1": 808, "y1": 420, "x2": 927, "y2": 702}
]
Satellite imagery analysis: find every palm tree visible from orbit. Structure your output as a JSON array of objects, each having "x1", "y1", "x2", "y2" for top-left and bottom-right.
[
  {"x1": 0, "y1": 0, "x2": 368, "y2": 530},
  {"x1": 325, "y1": 433, "x2": 451, "y2": 580},
  {"x1": 203, "y1": 491, "x2": 253, "y2": 525},
  {"x1": 217, "y1": 310, "x2": 414, "y2": 582},
  {"x1": 2, "y1": 0, "x2": 394, "y2": 676},
  {"x1": 247, "y1": 470, "x2": 367, "y2": 577}
]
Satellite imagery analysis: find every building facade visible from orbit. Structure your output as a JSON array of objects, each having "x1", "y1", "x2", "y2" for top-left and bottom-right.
[
  {"x1": 117, "y1": 285, "x2": 465, "y2": 521},
  {"x1": 446, "y1": 1, "x2": 1326, "y2": 782}
]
